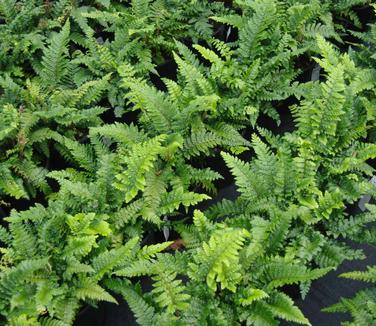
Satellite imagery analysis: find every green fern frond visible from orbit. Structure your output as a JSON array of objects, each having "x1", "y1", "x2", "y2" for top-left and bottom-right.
[
  {"x1": 114, "y1": 135, "x2": 166, "y2": 203},
  {"x1": 75, "y1": 279, "x2": 117, "y2": 303},
  {"x1": 209, "y1": 15, "x2": 244, "y2": 29},
  {"x1": 125, "y1": 81, "x2": 176, "y2": 134},
  {"x1": 340, "y1": 266, "x2": 376, "y2": 283},
  {"x1": 323, "y1": 287, "x2": 376, "y2": 326},
  {"x1": 189, "y1": 227, "x2": 249, "y2": 292},
  {"x1": 183, "y1": 131, "x2": 221, "y2": 158},
  {"x1": 63, "y1": 235, "x2": 97, "y2": 259},
  {"x1": 238, "y1": 288, "x2": 269, "y2": 306},
  {"x1": 151, "y1": 270, "x2": 190, "y2": 314},
  {"x1": 61, "y1": 138, "x2": 96, "y2": 172},
  {"x1": 268, "y1": 291, "x2": 311, "y2": 325},
  {"x1": 40, "y1": 20, "x2": 71, "y2": 87},
  {"x1": 221, "y1": 152, "x2": 255, "y2": 200},
  {"x1": 39, "y1": 317, "x2": 66, "y2": 326},
  {"x1": 108, "y1": 281, "x2": 156, "y2": 326},
  {"x1": 159, "y1": 191, "x2": 210, "y2": 214},
  {"x1": 91, "y1": 237, "x2": 139, "y2": 280},
  {"x1": 113, "y1": 199, "x2": 144, "y2": 229},
  {"x1": 90, "y1": 123, "x2": 146, "y2": 146},
  {"x1": 263, "y1": 262, "x2": 332, "y2": 289},
  {"x1": 0, "y1": 165, "x2": 28, "y2": 199},
  {"x1": 137, "y1": 242, "x2": 173, "y2": 260}
]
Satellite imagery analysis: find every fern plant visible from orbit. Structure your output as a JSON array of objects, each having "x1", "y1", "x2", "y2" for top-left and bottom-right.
[
  {"x1": 75, "y1": 0, "x2": 228, "y2": 66},
  {"x1": 176, "y1": 0, "x2": 368, "y2": 125},
  {"x1": 0, "y1": 199, "x2": 176, "y2": 325},
  {"x1": 323, "y1": 266, "x2": 376, "y2": 325},
  {"x1": 0, "y1": 0, "x2": 80, "y2": 79},
  {"x1": 109, "y1": 210, "x2": 331, "y2": 325},
  {"x1": 0, "y1": 1, "x2": 375, "y2": 325},
  {"x1": 45, "y1": 121, "x2": 213, "y2": 239},
  {"x1": 118, "y1": 47, "x2": 251, "y2": 153},
  {"x1": 0, "y1": 123, "x2": 212, "y2": 324},
  {"x1": 0, "y1": 0, "x2": 231, "y2": 201},
  {"x1": 208, "y1": 37, "x2": 376, "y2": 279},
  {"x1": 348, "y1": 5, "x2": 376, "y2": 141},
  {"x1": 0, "y1": 130, "x2": 213, "y2": 324},
  {"x1": 0, "y1": 20, "x2": 113, "y2": 200},
  {"x1": 57, "y1": 0, "x2": 230, "y2": 111},
  {"x1": 285, "y1": 0, "x2": 372, "y2": 37}
]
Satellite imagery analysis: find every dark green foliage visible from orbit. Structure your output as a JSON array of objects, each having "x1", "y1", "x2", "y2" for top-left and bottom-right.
[
  {"x1": 0, "y1": 0, "x2": 73, "y2": 78},
  {"x1": 112, "y1": 210, "x2": 329, "y2": 325},
  {"x1": 212, "y1": 38, "x2": 376, "y2": 276},
  {"x1": 0, "y1": 199, "x2": 180, "y2": 325},
  {"x1": 0, "y1": 0, "x2": 375, "y2": 325},
  {"x1": 0, "y1": 120, "x2": 212, "y2": 323},
  {"x1": 169, "y1": 0, "x2": 370, "y2": 124}
]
